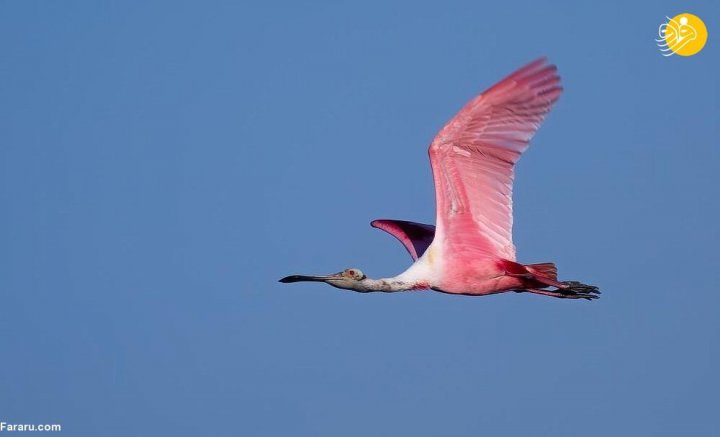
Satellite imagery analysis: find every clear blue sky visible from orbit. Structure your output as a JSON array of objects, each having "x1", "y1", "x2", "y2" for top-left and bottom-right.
[{"x1": 1, "y1": 1, "x2": 718, "y2": 435}]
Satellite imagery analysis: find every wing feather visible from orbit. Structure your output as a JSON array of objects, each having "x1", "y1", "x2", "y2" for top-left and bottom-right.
[
  {"x1": 428, "y1": 58, "x2": 562, "y2": 261},
  {"x1": 371, "y1": 219, "x2": 435, "y2": 261}
]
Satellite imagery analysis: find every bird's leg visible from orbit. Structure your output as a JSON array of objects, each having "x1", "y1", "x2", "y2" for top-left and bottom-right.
[
  {"x1": 520, "y1": 283, "x2": 600, "y2": 300},
  {"x1": 517, "y1": 288, "x2": 585, "y2": 299},
  {"x1": 508, "y1": 267, "x2": 600, "y2": 300}
]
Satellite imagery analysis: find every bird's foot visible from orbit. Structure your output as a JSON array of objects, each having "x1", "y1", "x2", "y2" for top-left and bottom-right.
[
  {"x1": 521, "y1": 281, "x2": 600, "y2": 300},
  {"x1": 559, "y1": 281, "x2": 601, "y2": 300}
]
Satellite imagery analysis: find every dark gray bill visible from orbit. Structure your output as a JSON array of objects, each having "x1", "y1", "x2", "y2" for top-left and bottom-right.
[{"x1": 279, "y1": 274, "x2": 336, "y2": 283}]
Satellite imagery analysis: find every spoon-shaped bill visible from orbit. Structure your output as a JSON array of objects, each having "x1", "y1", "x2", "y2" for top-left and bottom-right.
[{"x1": 278, "y1": 273, "x2": 340, "y2": 283}]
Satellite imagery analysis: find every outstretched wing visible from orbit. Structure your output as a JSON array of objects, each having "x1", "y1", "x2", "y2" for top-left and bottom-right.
[
  {"x1": 429, "y1": 58, "x2": 562, "y2": 261},
  {"x1": 371, "y1": 219, "x2": 435, "y2": 261}
]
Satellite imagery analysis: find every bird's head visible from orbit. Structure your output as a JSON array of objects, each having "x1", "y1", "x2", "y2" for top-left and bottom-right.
[{"x1": 279, "y1": 268, "x2": 369, "y2": 291}]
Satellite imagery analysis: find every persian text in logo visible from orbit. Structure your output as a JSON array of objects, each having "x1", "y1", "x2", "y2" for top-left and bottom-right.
[{"x1": 656, "y1": 13, "x2": 708, "y2": 57}]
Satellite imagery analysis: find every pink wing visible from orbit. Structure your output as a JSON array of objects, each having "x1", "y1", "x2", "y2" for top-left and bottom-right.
[
  {"x1": 371, "y1": 219, "x2": 435, "y2": 261},
  {"x1": 429, "y1": 58, "x2": 562, "y2": 261}
]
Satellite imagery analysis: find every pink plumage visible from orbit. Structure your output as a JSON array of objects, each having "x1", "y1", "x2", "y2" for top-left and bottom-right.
[{"x1": 280, "y1": 58, "x2": 599, "y2": 300}]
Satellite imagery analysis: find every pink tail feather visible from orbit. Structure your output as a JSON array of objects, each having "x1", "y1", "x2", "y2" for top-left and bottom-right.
[{"x1": 525, "y1": 262, "x2": 557, "y2": 281}]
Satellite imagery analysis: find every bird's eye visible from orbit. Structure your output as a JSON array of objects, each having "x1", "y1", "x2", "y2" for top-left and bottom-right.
[{"x1": 344, "y1": 269, "x2": 365, "y2": 280}]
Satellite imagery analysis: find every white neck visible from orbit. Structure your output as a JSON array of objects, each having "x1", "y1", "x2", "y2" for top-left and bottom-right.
[{"x1": 353, "y1": 277, "x2": 425, "y2": 293}]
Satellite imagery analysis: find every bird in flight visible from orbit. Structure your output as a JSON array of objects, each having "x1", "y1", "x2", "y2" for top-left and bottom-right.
[{"x1": 280, "y1": 58, "x2": 599, "y2": 300}]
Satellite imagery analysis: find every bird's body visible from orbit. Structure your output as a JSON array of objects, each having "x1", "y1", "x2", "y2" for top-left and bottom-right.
[
  {"x1": 393, "y1": 246, "x2": 524, "y2": 295},
  {"x1": 280, "y1": 58, "x2": 599, "y2": 300},
  {"x1": 371, "y1": 222, "x2": 566, "y2": 296}
]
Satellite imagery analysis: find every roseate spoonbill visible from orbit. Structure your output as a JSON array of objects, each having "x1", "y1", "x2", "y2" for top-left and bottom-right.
[{"x1": 280, "y1": 58, "x2": 599, "y2": 300}]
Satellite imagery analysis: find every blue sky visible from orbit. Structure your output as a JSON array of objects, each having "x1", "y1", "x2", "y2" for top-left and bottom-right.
[{"x1": 1, "y1": 1, "x2": 718, "y2": 435}]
